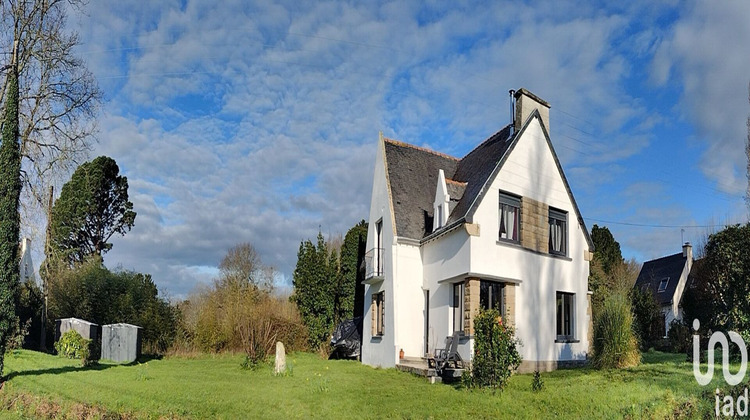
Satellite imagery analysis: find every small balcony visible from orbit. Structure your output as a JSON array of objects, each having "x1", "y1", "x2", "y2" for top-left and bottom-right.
[{"x1": 363, "y1": 248, "x2": 384, "y2": 283}]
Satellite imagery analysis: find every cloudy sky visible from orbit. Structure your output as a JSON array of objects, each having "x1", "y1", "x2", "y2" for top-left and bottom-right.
[{"x1": 50, "y1": 0, "x2": 750, "y2": 297}]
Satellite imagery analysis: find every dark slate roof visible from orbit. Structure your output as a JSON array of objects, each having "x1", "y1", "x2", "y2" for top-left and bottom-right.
[
  {"x1": 382, "y1": 126, "x2": 512, "y2": 240},
  {"x1": 382, "y1": 111, "x2": 593, "y2": 250},
  {"x1": 448, "y1": 126, "x2": 514, "y2": 225},
  {"x1": 634, "y1": 252, "x2": 688, "y2": 306},
  {"x1": 383, "y1": 139, "x2": 459, "y2": 239},
  {"x1": 445, "y1": 180, "x2": 467, "y2": 203}
]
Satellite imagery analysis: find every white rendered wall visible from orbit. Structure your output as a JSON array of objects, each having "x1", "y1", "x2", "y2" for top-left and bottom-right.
[
  {"x1": 671, "y1": 259, "x2": 691, "y2": 322},
  {"x1": 361, "y1": 137, "x2": 398, "y2": 367},
  {"x1": 392, "y1": 242, "x2": 425, "y2": 360},
  {"x1": 467, "y1": 118, "x2": 590, "y2": 363},
  {"x1": 421, "y1": 228, "x2": 472, "y2": 357}
]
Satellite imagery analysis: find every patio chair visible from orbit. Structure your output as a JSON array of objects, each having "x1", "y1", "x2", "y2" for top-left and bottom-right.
[{"x1": 428, "y1": 332, "x2": 464, "y2": 375}]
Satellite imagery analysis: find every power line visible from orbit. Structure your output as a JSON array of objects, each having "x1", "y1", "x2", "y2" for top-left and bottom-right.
[{"x1": 585, "y1": 217, "x2": 736, "y2": 229}]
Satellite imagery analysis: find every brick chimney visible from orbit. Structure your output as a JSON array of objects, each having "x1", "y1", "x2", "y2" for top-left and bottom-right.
[{"x1": 514, "y1": 88, "x2": 550, "y2": 133}]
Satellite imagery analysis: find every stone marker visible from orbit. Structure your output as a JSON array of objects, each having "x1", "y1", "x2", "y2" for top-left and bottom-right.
[{"x1": 274, "y1": 341, "x2": 286, "y2": 376}]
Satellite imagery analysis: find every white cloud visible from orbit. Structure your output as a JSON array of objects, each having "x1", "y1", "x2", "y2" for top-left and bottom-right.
[
  {"x1": 45, "y1": 0, "x2": 745, "y2": 297},
  {"x1": 652, "y1": 0, "x2": 750, "y2": 194}
]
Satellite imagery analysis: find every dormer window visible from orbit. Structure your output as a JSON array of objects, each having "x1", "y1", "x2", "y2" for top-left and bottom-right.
[
  {"x1": 658, "y1": 277, "x2": 669, "y2": 292},
  {"x1": 499, "y1": 192, "x2": 520, "y2": 242},
  {"x1": 437, "y1": 204, "x2": 444, "y2": 229}
]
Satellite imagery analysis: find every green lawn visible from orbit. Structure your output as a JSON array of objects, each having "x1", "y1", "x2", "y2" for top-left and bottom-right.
[{"x1": 0, "y1": 350, "x2": 718, "y2": 419}]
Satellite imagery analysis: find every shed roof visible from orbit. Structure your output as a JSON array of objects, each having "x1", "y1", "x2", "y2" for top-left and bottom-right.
[{"x1": 56, "y1": 317, "x2": 98, "y2": 326}]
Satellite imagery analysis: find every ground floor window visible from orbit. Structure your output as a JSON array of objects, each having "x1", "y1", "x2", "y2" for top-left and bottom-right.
[
  {"x1": 480, "y1": 281, "x2": 505, "y2": 315},
  {"x1": 372, "y1": 291, "x2": 385, "y2": 336},
  {"x1": 556, "y1": 292, "x2": 575, "y2": 340},
  {"x1": 453, "y1": 283, "x2": 464, "y2": 333}
]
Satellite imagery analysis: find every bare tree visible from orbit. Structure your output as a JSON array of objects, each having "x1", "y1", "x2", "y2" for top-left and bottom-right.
[
  {"x1": 0, "y1": 0, "x2": 101, "y2": 244},
  {"x1": 217, "y1": 243, "x2": 275, "y2": 292}
]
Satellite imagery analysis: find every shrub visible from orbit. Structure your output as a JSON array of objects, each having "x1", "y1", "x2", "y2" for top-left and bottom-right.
[
  {"x1": 464, "y1": 308, "x2": 521, "y2": 390},
  {"x1": 6, "y1": 318, "x2": 31, "y2": 354},
  {"x1": 667, "y1": 320, "x2": 691, "y2": 354},
  {"x1": 176, "y1": 286, "x2": 308, "y2": 356},
  {"x1": 54, "y1": 330, "x2": 96, "y2": 366},
  {"x1": 531, "y1": 371, "x2": 544, "y2": 392},
  {"x1": 593, "y1": 294, "x2": 640, "y2": 369},
  {"x1": 630, "y1": 287, "x2": 663, "y2": 350}
]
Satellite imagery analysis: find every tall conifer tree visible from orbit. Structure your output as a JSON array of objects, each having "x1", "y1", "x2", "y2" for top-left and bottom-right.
[{"x1": 0, "y1": 44, "x2": 21, "y2": 378}]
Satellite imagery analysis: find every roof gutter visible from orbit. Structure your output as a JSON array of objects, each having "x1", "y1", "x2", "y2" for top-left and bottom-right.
[{"x1": 420, "y1": 217, "x2": 466, "y2": 244}]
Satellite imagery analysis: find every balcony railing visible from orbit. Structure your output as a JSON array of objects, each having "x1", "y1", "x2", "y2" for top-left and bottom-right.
[{"x1": 363, "y1": 248, "x2": 384, "y2": 279}]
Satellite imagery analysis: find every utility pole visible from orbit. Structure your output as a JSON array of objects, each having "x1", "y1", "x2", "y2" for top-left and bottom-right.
[{"x1": 40, "y1": 185, "x2": 52, "y2": 351}]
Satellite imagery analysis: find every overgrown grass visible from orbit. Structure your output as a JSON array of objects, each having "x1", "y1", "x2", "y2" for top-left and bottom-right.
[
  {"x1": 0, "y1": 349, "x2": 723, "y2": 418},
  {"x1": 593, "y1": 294, "x2": 640, "y2": 369}
]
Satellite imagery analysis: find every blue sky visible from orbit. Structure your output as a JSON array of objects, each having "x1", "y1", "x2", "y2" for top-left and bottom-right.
[{"x1": 51, "y1": 0, "x2": 750, "y2": 297}]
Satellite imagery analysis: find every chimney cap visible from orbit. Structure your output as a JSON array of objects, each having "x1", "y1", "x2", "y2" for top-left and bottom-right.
[{"x1": 513, "y1": 88, "x2": 551, "y2": 108}]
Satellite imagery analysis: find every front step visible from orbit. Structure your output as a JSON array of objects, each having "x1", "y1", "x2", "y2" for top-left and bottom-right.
[{"x1": 397, "y1": 357, "x2": 464, "y2": 383}]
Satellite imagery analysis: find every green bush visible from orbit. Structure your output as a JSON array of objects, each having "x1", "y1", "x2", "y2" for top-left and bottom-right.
[
  {"x1": 667, "y1": 320, "x2": 691, "y2": 354},
  {"x1": 464, "y1": 308, "x2": 521, "y2": 390},
  {"x1": 593, "y1": 294, "x2": 640, "y2": 369},
  {"x1": 47, "y1": 257, "x2": 178, "y2": 354},
  {"x1": 531, "y1": 370, "x2": 544, "y2": 392},
  {"x1": 630, "y1": 287, "x2": 663, "y2": 350},
  {"x1": 54, "y1": 330, "x2": 96, "y2": 366}
]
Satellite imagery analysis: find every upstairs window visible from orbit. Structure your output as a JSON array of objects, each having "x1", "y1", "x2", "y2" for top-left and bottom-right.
[
  {"x1": 658, "y1": 277, "x2": 669, "y2": 292},
  {"x1": 549, "y1": 208, "x2": 567, "y2": 256},
  {"x1": 499, "y1": 192, "x2": 520, "y2": 242}
]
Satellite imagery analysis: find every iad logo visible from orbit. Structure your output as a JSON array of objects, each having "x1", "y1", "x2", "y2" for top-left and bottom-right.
[
  {"x1": 692, "y1": 319, "x2": 747, "y2": 386},
  {"x1": 692, "y1": 319, "x2": 750, "y2": 417}
]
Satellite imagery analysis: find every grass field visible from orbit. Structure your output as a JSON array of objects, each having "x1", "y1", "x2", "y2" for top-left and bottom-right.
[{"x1": 0, "y1": 350, "x2": 718, "y2": 419}]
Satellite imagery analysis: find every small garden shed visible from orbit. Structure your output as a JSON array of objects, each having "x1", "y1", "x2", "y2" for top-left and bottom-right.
[
  {"x1": 55, "y1": 318, "x2": 99, "y2": 342},
  {"x1": 101, "y1": 323, "x2": 142, "y2": 363}
]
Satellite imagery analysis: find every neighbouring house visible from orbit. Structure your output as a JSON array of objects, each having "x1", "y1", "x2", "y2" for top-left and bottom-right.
[
  {"x1": 361, "y1": 88, "x2": 594, "y2": 372},
  {"x1": 19, "y1": 238, "x2": 35, "y2": 283},
  {"x1": 633, "y1": 242, "x2": 694, "y2": 337}
]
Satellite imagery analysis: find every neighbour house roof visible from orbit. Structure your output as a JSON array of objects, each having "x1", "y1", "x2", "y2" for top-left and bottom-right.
[
  {"x1": 382, "y1": 111, "x2": 594, "y2": 250},
  {"x1": 634, "y1": 252, "x2": 688, "y2": 306}
]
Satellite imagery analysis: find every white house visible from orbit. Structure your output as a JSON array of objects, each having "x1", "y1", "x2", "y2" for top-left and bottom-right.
[
  {"x1": 19, "y1": 238, "x2": 35, "y2": 283},
  {"x1": 362, "y1": 88, "x2": 594, "y2": 372},
  {"x1": 633, "y1": 243, "x2": 693, "y2": 337}
]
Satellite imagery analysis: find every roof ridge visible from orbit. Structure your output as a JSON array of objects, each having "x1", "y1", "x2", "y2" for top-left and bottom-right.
[
  {"x1": 644, "y1": 252, "x2": 684, "y2": 264},
  {"x1": 445, "y1": 179, "x2": 467, "y2": 185},
  {"x1": 460, "y1": 124, "x2": 512, "y2": 160},
  {"x1": 384, "y1": 137, "x2": 459, "y2": 161}
]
